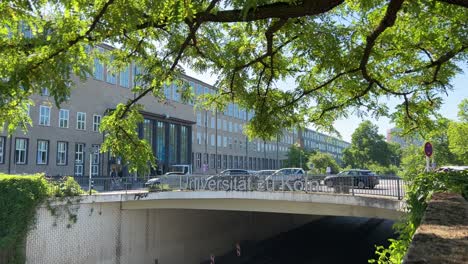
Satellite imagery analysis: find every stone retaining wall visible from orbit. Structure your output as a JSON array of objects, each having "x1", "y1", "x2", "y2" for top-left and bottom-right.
[{"x1": 404, "y1": 193, "x2": 467, "y2": 264}]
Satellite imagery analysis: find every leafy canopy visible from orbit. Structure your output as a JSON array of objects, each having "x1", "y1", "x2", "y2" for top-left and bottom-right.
[
  {"x1": 1, "y1": 0, "x2": 467, "y2": 173},
  {"x1": 342, "y1": 121, "x2": 399, "y2": 168},
  {"x1": 307, "y1": 152, "x2": 341, "y2": 174}
]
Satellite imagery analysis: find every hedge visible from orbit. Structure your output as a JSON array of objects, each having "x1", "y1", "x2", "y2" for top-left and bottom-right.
[{"x1": 0, "y1": 174, "x2": 50, "y2": 264}]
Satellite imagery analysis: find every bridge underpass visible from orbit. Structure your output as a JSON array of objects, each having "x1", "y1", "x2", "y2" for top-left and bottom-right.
[{"x1": 25, "y1": 191, "x2": 404, "y2": 264}]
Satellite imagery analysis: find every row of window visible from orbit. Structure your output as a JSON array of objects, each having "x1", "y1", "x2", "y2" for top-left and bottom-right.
[
  {"x1": 193, "y1": 152, "x2": 282, "y2": 171},
  {"x1": 0, "y1": 138, "x2": 100, "y2": 176},
  {"x1": 37, "y1": 106, "x2": 101, "y2": 131},
  {"x1": 195, "y1": 113, "x2": 246, "y2": 133},
  {"x1": 302, "y1": 130, "x2": 349, "y2": 148}
]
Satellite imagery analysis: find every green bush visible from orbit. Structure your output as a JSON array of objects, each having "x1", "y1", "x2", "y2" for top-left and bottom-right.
[
  {"x1": 367, "y1": 164, "x2": 399, "y2": 176},
  {"x1": 148, "y1": 184, "x2": 171, "y2": 192},
  {"x1": 50, "y1": 176, "x2": 85, "y2": 197},
  {"x1": 370, "y1": 170, "x2": 468, "y2": 263},
  {"x1": 0, "y1": 174, "x2": 87, "y2": 263},
  {"x1": 0, "y1": 174, "x2": 50, "y2": 264}
]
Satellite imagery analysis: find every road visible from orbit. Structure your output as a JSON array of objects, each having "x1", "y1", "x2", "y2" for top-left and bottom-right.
[{"x1": 203, "y1": 216, "x2": 396, "y2": 264}]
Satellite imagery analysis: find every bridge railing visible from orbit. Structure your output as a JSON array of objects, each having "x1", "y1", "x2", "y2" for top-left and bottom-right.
[{"x1": 46, "y1": 174, "x2": 405, "y2": 200}]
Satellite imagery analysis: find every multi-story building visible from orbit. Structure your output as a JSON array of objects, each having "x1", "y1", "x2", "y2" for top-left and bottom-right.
[
  {"x1": 298, "y1": 128, "x2": 350, "y2": 163},
  {"x1": 386, "y1": 128, "x2": 422, "y2": 147},
  {"x1": 0, "y1": 46, "x2": 349, "y2": 177}
]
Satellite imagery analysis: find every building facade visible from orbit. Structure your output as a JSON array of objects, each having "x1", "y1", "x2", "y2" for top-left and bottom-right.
[{"x1": 0, "y1": 48, "x2": 350, "y2": 177}]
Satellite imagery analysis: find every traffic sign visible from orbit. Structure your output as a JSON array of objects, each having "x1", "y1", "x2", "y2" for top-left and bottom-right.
[{"x1": 424, "y1": 142, "x2": 433, "y2": 157}]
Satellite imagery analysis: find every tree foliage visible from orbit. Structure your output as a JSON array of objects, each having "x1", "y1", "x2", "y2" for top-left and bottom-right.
[
  {"x1": 0, "y1": 174, "x2": 50, "y2": 264},
  {"x1": 285, "y1": 144, "x2": 313, "y2": 170},
  {"x1": 370, "y1": 170, "x2": 468, "y2": 263},
  {"x1": 343, "y1": 121, "x2": 399, "y2": 168},
  {"x1": 308, "y1": 151, "x2": 341, "y2": 174},
  {"x1": 1, "y1": 0, "x2": 467, "y2": 172},
  {"x1": 426, "y1": 117, "x2": 462, "y2": 165}
]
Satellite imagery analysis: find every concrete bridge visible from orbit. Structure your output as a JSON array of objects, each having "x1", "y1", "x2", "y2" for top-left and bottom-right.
[
  {"x1": 122, "y1": 190, "x2": 404, "y2": 220},
  {"x1": 25, "y1": 190, "x2": 405, "y2": 264}
]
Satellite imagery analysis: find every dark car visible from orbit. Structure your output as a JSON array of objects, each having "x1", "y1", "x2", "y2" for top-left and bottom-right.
[
  {"x1": 324, "y1": 169, "x2": 379, "y2": 189},
  {"x1": 219, "y1": 169, "x2": 251, "y2": 175}
]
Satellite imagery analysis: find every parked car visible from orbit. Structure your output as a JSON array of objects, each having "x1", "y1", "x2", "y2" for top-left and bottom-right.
[
  {"x1": 255, "y1": 170, "x2": 277, "y2": 178},
  {"x1": 219, "y1": 169, "x2": 251, "y2": 175},
  {"x1": 324, "y1": 169, "x2": 379, "y2": 189},
  {"x1": 145, "y1": 164, "x2": 192, "y2": 188},
  {"x1": 206, "y1": 169, "x2": 258, "y2": 190},
  {"x1": 264, "y1": 168, "x2": 306, "y2": 190}
]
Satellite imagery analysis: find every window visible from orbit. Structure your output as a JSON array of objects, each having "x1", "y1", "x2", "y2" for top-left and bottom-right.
[
  {"x1": 74, "y1": 143, "x2": 85, "y2": 176},
  {"x1": 228, "y1": 121, "x2": 232, "y2": 132},
  {"x1": 106, "y1": 57, "x2": 117, "y2": 84},
  {"x1": 217, "y1": 154, "x2": 221, "y2": 169},
  {"x1": 217, "y1": 119, "x2": 221, "y2": 129},
  {"x1": 210, "y1": 117, "x2": 215, "y2": 129},
  {"x1": 173, "y1": 84, "x2": 180, "y2": 102},
  {"x1": 59, "y1": 109, "x2": 69, "y2": 128},
  {"x1": 41, "y1": 88, "x2": 49, "y2": 96},
  {"x1": 164, "y1": 84, "x2": 172, "y2": 99},
  {"x1": 57, "y1": 141, "x2": 67, "y2": 165},
  {"x1": 223, "y1": 136, "x2": 227, "y2": 148},
  {"x1": 223, "y1": 120, "x2": 227, "y2": 131},
  {"x1": 39, "y1": 105, "x2": 51, "y2": 126},
  {"x1": 0, "y1": 137, "x2": 4, "y2": 164},
  {"x1": 196, "y1": 112, "x2": 202, "y2": 126},
  {"x1": 210, "y1": 154, "x2": 215, "y2": 169},
  {"x1": 76, "y1": 112, "x2": 86, "y2": 130},
  {"x1": 15, "y1": 138, "x2": 27, "y2": 164},
  {"x1": 196, "y1": 153, "x2": 202, "y2": 169},
  {"x1": 210, "y1": 134, "x2": 215, "y2": 146},
  {"x1": 119, "y1": 65, "x2": 130, "y2": 88},
  {"x1": 91, "y1": 145, "x2": 100, "y2": 176},
  {"x1": 93, "y1": 115, "x2": 101, "y2": 132},
  {"x1": 217, "y1": 135, "x2": 221, "y2": 146},
  {"x1": 93, "y1": 48, "x2": 104, "y2": 80},
  {"x1": 197, "y1": 132, "x2": 202, "y2": 145},
  {"x1": 36, "y1": 140, "x2": 49, "y2": 164}
]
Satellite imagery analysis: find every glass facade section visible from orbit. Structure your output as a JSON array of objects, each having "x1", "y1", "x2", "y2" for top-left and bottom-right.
[
  {"x1": 181, "y1": 126, "x2": 188, "y2": 164},
  {"x1": 119, "y1": 65, "x2": 130, "y2": 88},
  {"x1": 168, "y1": 124, "x2": 177, "y2": 164},
  {"x1": 143, "y1": 119, "x2": 153, "y2": 146},
  {"x1": 156, "y1": 121, "x2": 166, "y2": 162}
]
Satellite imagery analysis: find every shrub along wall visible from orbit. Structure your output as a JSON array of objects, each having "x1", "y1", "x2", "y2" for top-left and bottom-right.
[
  {"x1": 0, "y1": 174, "x2": 50, "y2": 264},
  {"x1": 370, "y1": 170, "x2": 468, "y2": 263},
  {"x1": 0, "y1": 174, "x2": 85, "y2": 264}
]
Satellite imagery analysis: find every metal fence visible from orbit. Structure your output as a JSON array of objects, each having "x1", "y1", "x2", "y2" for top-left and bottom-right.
[{"x1": 48, "y1": 174, "x2": 405, "y2": 200}]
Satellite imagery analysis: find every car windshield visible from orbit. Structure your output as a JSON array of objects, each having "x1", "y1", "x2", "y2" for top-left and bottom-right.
[{"x1": 169, "y1": 165, "x2": 188, "y2": 173}]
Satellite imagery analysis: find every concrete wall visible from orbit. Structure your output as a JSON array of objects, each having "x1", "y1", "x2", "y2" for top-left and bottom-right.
[
  {"x1": 403, "y1": 193, "x2": 467, "y2": 264},
  {"x1": 26, "y1": 200, "x2": 321, "y2": 264}
]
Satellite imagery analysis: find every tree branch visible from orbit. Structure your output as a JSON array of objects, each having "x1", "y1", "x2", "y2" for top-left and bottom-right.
[
  {"x1": 436, "y1": 0, "x2": 468, "y2": 8},
  {"x1": 360, "y1": 0, "x2": 405, "y2": 81},
  {"x1": 197, "y1": 0, "x2": 344, "y2": 22}
]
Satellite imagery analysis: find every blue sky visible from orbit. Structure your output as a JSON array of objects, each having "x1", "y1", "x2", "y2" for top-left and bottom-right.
[{"x1": 185, "y1": 67, "x2": 467, "y2": 143}]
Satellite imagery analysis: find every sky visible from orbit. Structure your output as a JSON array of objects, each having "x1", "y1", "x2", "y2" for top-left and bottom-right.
[{"x1": 184, "y1": 67, "x2": 467, "y2": 143}]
